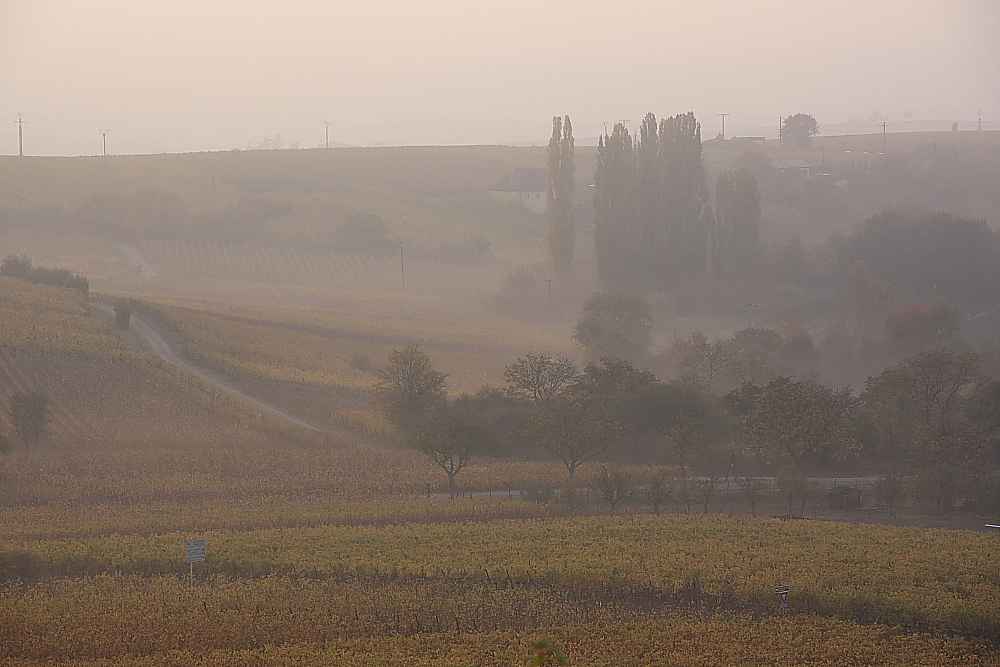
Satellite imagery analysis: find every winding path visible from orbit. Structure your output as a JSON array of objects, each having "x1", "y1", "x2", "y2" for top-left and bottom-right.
[{"x1": 91, "y1": 302, "x2": 322, "y2": 432}]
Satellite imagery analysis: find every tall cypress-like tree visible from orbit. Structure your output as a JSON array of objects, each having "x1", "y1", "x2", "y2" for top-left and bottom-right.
[
  {"x1": 592, "y1": 112, "x2": 709, "y2": 293},
  {"x1": 546, "y1": 115, "x2": 576, "y2": 272},
  {"x1": 593, "y1": 122, "x2": 635, "y2": 289},
  {"x1": 713, "y1": 168, "x2": 761, "y2": 280},
  {"x1": 658, "y1": 112, "x2": 708, "y2": 281}
]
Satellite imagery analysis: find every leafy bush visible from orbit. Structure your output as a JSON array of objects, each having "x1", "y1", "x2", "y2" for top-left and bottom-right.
[{"x1": 1, "y1": 255, "x2": 89, "y2": 297}]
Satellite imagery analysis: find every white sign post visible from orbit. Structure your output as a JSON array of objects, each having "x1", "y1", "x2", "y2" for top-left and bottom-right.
[
  {"x1": 775, "y1": 584, "x2": 793, "y2": 612},
  {"x1": 186, "y1": 538, "x2": 206, "y2": 585}
]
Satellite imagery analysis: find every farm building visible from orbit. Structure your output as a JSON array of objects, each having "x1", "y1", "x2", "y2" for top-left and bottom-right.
[{"x1": 491, "y1": 167, "x2": 548, "y2": 215}]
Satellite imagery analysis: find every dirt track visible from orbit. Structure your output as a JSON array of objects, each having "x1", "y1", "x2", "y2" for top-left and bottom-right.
[{"x1": 90, "y1": 302, "x2": 334, "y2": 434}]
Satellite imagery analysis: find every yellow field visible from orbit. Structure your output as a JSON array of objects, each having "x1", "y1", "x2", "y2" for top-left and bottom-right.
[
  {"x1": 0, "y1": 277, "x2": 328, "y2": 448},
  {"x1": 125, "y1": 288, "x2": 574, "y2": 395},
  {"x1": 2, "y1": 510, "x2": 999, "y2": 665}
]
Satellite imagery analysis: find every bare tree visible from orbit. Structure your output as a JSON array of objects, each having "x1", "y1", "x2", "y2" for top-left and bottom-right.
[{"x1": 503, "y1": 354, "x2": 578, "y2": 404}]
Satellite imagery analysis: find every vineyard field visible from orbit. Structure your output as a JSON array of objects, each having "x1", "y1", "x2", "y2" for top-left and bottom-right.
[
  {"x1": 0, "y1": 277, "x2": 327, "y2": 450},
  {"x1": 5, "y1": 513, "x2": 1000, "y2": 636},
  {"x1": 125, "y1": 291, "x2": 573, "y2": 396}
]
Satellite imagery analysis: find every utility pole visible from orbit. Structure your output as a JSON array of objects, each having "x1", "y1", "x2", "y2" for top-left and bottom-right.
[
  {"x1": 544, "y1": 278, "x2": 554, "y2": 314},
  {"x1": 979, "y1": 109, "x2": 982, "y2": 132},
  {"x1": 881, "y1": 119, "x2": 888, "y2": 151},
  {"x1": 99, "y1": 130, "x2": 109, "y2": 165},
  {"x1": 16, "y1": 114, "x2": 23, "y2": 156},
  {"x1": 325, "y1": 121, "x2": 329, "y2": 149},
  {"x1": 778, "y1": 117, "x2": 782, "y2": 149},
  {"x1": 744, "y1": 302, "x2": 758, "y2": 329},
  {"x1": 718, "y1": 113, "x2": 729, "y2": 140}
]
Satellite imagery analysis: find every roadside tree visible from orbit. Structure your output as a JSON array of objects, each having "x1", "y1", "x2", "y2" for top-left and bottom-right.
[
  {"x1": 526, "y1": 397, "x2": 617, "y2": 477},
  {"x1": 410, "y1": 413, "x2": 493, "y2": 499}
]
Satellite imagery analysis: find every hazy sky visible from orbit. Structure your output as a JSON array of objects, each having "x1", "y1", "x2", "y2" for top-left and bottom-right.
[{"x1": 1, "y1": 0, "x2": 998, "y2": 155}]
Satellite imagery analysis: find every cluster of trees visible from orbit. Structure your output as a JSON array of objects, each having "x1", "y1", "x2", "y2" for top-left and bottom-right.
[
  {"x1": 1, "y1": 255, "x2": 89, "y2": 297},
  {"x1": 589, "y1": 112, "x2": 763, "y2": 293},
  {"x1": 372, "y1": 339, "x2": 999, "y2": 515}
]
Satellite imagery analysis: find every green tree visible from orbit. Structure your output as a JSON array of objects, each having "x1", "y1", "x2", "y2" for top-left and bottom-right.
[
  {"x1": 659, "y1": 112, "x2": 709, "y2": 281},
  {"x1": 547, "y1": 115, "x2": 576, "y2": 272},
  {"x1": 573, "y1": 289, "x2": 652, "y2": 363},
  {"x1": 410, "y1": 413, "x2": 493, "y2": 499},
  {"x1": 780, "y1": 114, "x2": 819, "y2": 149},
  {"x1": 743, "y1": 377, "x2": 855, "y2": 473},
  {"x1": 372, "y1": 344, "x2": 447, "y2": 434},
  {"x1": 9, "y1": 391, "x2": 48, "y2": 450}
]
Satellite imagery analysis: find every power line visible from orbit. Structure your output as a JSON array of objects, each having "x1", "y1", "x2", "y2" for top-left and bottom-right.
[{"x1": 16, "y1": 114, "x2": 24, "y2": 156}]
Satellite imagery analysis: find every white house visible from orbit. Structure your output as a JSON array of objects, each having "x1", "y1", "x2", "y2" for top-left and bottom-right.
[
  {"x1": 771, "y1": 158, "x2": 812, "y2": 178},
  {"x1": 491, "y1": 167, "x2": 548, "y2": 215}
]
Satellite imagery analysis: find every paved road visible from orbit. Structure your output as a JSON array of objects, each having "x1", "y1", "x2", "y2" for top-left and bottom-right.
[{"x1": 92, "y1": 302, "x2": 322, "y2": 432}]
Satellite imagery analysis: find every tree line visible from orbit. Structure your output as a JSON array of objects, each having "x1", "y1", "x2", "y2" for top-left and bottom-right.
[
  {"x1": 546, "y1": 112, "x2": 762, "y2": 291},
  {"x1": 1, "y1": 255, "x2": 89, "y2": 297},
  {"x1": 371, "y1": 339, "x2": 1000, "y2": 514}
]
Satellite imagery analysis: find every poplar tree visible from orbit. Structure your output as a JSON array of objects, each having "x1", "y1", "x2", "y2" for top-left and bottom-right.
[
  {"x1": 546, "y1": 115, "x2": 576, "y2": 272},
  {"x1": 658, "y1": 112, "x2": 708, "y2": 281},
  {"x1": 593, "y1": 122, "x2": 635, "y2": 290}
]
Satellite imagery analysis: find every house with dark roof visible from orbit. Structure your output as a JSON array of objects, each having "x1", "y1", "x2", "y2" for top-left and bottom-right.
[
  {"x1": 491, "y1": 167, "x2": 548, "y2": 214},
  {"x1": 771, "y1": 158, "x2": 812, "y2": 177}
]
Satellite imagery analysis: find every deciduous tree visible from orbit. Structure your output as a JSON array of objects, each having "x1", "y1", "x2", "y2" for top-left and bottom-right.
[
  {"x1": 410, "y1": 413, "x2": 492, "y2": 499},
  {"x1": 780, "y1": 114, "x2": 819, "y2": 149},
  {"x1": 503, "y1": 354, "x2": 579, "y2": 404},
  {"x1": 372, "y1": 344, "x2": 447, "y2": 434},
  {"x1": 743, "y1": 377, "x2": 855, "y2": 472},
  {"x1": 573, "y1": 289, "x2": 652, "y2": 363}
]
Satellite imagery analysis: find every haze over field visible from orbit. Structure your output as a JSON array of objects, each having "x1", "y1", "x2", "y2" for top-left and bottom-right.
[{"x1": 1, "y1": 0, "x2": 998, "y2": 155}]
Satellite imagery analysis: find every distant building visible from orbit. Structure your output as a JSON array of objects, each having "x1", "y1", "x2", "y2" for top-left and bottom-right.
[
  {"x1": 911, "y1": 144, "x2": 957, "y2": 167},
  {"x1": 491, "y1": 167, "x2": 548, "y2": 215},
  {"x1": 771, "y1": 158, "x2": 812, "y2": 177},
  {"x1": 703, "y1": 134, "x2": 767, "y2": 150}
]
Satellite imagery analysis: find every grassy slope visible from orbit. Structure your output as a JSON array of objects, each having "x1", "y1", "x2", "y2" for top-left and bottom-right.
[
  {"x1": 0, "y1": 145, "x2": 557, "y2": 265},
  {"x1": 0, "y1": 277, "x2": 322, "y2": 449},
  {"x1": 129, "y1": 286, "x2": 575, "y2": 396}
]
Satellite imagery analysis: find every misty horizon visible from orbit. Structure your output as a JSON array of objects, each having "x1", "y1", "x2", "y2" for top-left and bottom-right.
[{"x1": 2, "y1": 0, "x2": 998, "y2": 156}]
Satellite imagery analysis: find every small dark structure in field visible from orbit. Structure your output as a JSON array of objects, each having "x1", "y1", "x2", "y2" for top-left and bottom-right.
[{"x1": 829, "y1": 486, "x2": 861, "y2": 510}]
